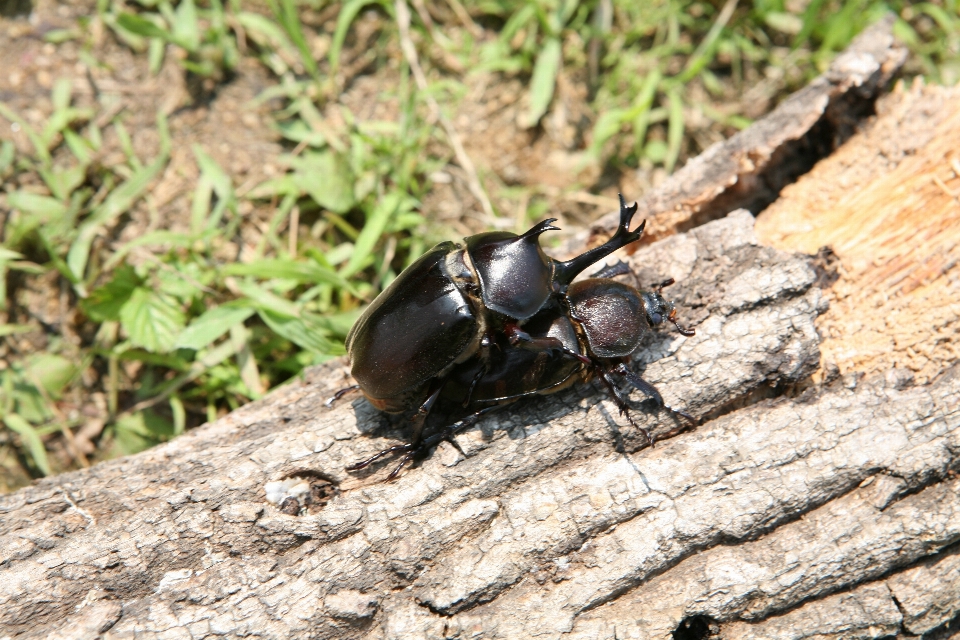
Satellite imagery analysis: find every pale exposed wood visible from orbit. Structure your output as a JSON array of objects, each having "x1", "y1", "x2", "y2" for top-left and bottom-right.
[{"x1": 756, "y1": 81, "x2": 960, "y2": 386}]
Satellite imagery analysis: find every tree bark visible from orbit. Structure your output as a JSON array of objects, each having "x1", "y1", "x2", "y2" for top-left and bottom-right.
[{"x1": 3, "y1": 16, "x2": 959, "y2": 640}]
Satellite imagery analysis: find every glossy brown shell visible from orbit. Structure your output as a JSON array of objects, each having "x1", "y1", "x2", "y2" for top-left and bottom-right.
[
  {"x1": 346, "y1": 242, "x2": 479, "y2": 411},
  {"x1": 568, "y1": 278, "x2": 648, "y2": 358}
]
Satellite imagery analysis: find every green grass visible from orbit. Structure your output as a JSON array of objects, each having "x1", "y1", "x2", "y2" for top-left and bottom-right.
[{"x1": 1, "y1": 0, "x2": 958, "y2": 486}]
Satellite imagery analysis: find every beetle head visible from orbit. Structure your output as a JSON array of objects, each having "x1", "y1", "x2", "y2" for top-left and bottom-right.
[{"x1": 641, "y1": 279, "x2": 695, "y2": 336}]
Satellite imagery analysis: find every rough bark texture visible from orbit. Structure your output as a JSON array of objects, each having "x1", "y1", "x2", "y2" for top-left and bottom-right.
[{"x1": 3, "y1": 17, "x2": 960, "y2": 640}]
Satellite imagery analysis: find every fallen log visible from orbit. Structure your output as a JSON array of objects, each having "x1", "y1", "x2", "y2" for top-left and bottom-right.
[{"x1": 3, "y1": 16, "x2": 959, "y2": 640}]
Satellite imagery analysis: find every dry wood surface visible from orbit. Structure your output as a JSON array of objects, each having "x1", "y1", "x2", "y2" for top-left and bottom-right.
[{"x1": 2, "y1": 16, "x2": 960, "y2": 640}]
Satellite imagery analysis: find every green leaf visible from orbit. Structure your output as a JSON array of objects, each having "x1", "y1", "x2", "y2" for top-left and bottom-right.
[
  {"x1": 116, "y1": 12, "x2": 171, "y2": 41},
  {"x1": 6, "y1": 191, "x2": 68, "y2": 219},
  {"x1": 589, "y1": 107, "x2": 627, "y2": 156},
  {"x1": 221, "y1": 258, "x2": 354, "y2": 291},
  {"x1": 665, "y1": 87, "x2": 684, "y2": 173},
  {"x1": 0, "y1": 324, "x2": 32, "y2": 337},
  {"x1": 258, "y1": 309, "x2": 334, "y2": 354},
  {"x1": 67, "y1": 146, "x2": 169, "y2": 284},
  {"x1": 4, "y1": 413, "x2": 50, "y2": 475},
  {"x1": 119, "y1": 287, "x2": 185, "y2": 352},
  {"x1": 113, "y1": 410, "x2": 173, "y2": 454},
  {"x1": 82, "y1": 265, "x2": 142, "y2": 322},
  {"x1": 330, "y1": 0, "x2": 388, "y2": 75},
  {"x1": 172, "y1": 0, "x2": 200, "y2": 52},
  {"x1": 342, "y1": 191, "x2": 404, "y2": 277},
  {"x1": 272, "y1": 0, "x2": 319, "y2": 79},
  {"x1": 232, "y1": 279, "x2": 301, "y2": 317},
  {"x1": 104, "y1": 230, "x2": 196, "y2": 271},
  {"x1": 764, "y1": 11, "x2": 804, "y2": 35},
  {"x1": 0, "y1": 103, "x2": 50, "y2": 164},
  {"x1": 525, "y1": 36, "x2": 562, "y2": 127},
  {"x1": 289, "y1": 150, "x2": 355, "y2": 214},
  {"x1": 0, "y1": 140, "x2": 14, "y2": 174},
  {"x1": 25, "y1": 353, "x2": 77, "y2": 398},
  {"x1": 176, "y1": 305, "x2": 256, "y2": 350}
]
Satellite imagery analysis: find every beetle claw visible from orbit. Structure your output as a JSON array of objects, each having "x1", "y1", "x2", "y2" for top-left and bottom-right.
[
  {"x1": 345, "y1": 443, "x2": 414, "y2": 472},
  {"x1": 325, "y1": 384, "x2": 360, "y2": 408}
]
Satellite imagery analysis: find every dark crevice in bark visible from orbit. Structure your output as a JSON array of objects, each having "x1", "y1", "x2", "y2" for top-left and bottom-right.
[
  {"x1": 673, "y1": 615, "x2": 720, "y2": 640},
  {"x1": 680, "y1": 83, "x2": 886, "y2": 235}
]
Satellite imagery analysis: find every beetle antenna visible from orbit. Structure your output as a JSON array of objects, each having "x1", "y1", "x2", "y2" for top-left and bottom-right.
[
  {"x1": 668, "y1": 308, "x2": 695, "y2": 337},
  {"x1": 553, "y1": 194, "x2": 646, "y2": 287},
  {"x1": 656, "y1": 278, "x2": 675, "y2": 294}
]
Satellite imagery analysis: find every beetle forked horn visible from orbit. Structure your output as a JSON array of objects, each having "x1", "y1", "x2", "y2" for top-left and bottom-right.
[
  {"x1": 521, "y1": 218, "x2": 561, "y2": 239},
  {"x1": 553, "y1": 194, "x2": 646, "y2": 287}
]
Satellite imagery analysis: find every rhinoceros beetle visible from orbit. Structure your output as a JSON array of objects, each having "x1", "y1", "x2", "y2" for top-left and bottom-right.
[{"x1": 333, "y1": 195, "x2": 695, "y2": 479}]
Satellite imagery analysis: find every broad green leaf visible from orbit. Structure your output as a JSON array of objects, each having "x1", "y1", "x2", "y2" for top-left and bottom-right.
[
  {"x1": 193, "y1": 145, "x2": 232, "y2": 199},
  {"x1": 0, "y1": 248, "x2": 24, "y2": 264},
  {"x1": 246, "y1": 175, "x2": 298, "y2": 200},
  {"x1": 764, "y1": 11, "x2": 803, "y2": 35},
  {"x1": 4, "y1": 413, "x2": 50, "y2": 475},
  {"x1": 525, "y1": 37, "x2": 562, "y2": 127},
  {"x1": 38, "y1": 164, "x2": 88, "y2": 201},
  {"x1": 52, "y1": 77, "x2": 71, "y2": 111},
  {"x1": 236, "y1": 11, "x2": 296, "y2": 52},
  {"x1": 116, "y1": 12, "x2": 171, "y2": 41},
  {"x1": 0, "y1": 140, "x2": 14, "y2": 173},
  {"x1": 172, "y1": 0, "x2": 200, "y2": 52},
  {"x1": 342, "y1": 191, "x2": 406, "y2": 277},
  {"x1": 221, "y1": 258, "x2": 354, "y2": 290},
  {"x1": 233, "y1": 279, "x2": 301, "y2": 317},
  {"x1": 67, "y1": 148, "x2": 169, "y2": 283},
  {"x1": 258, "y1": 309, "x2": 334, "y2": 354},
  {"x1": 589, "y1": 108, "x2": 627, "y2": 156},
  {"x1": 0, "y1": 103, "x2": 50, "y2": 163},
  {"x1": 6, "y1": 192, "x2": 68, "y2": 219},
  {"x1": 119, "y1": 287, "x2": 185, "y2": 352},
  {"x1": 104, "y1": 230, "x2": 196, "y2": 271},
  {"x1": 176, "y1": 305, "x2": 256, "y2": 350},
  {"x1": 82, "y1": 265, "x2": 142, "y2": 322},
  {"x1": 113, "y1": 411, "x2": 173, "y2": 454},
  {"x1": 25, "y1": 353, "x2": 77, "y2": 398},
  {"x1": 0, "y1": 324, "x2": 32, "y2": 337},
  {"x1": 289, "y1": 150, "x2": 355, "y2": 213}
]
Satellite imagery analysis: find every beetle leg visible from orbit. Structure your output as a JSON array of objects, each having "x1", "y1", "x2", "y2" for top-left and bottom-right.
[
  {"x1": 324, "y1": 384, "x2": 360, "y2": 408},
  {"x1": 613, "y1": 362, "x2": 697, "y2": 427},
  {"x1": 410, "y1": 385, "x2": 444, "y2": 445},
  {"x1": 595, "y1": 366, "x2": 655, "y2": 446},
  {"x1": 504, "y1": 324, "x2": 592, "y2": 364},
  {"x1": 345, "y1": 443, "x2": 414, "y2": 472}
]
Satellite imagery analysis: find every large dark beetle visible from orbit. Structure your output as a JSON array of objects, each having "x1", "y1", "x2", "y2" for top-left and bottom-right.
[{"x1": 337, "y1": 195, "x2": 695, "y2": 478}]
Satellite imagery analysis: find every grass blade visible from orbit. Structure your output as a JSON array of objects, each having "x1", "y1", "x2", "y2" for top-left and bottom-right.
[
  {"x1": 525, "y1": 36, "x2": 562, "y2": 128},
  {"x1": 4, "y1": 413, "x2": 51, "y2": 475}
]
